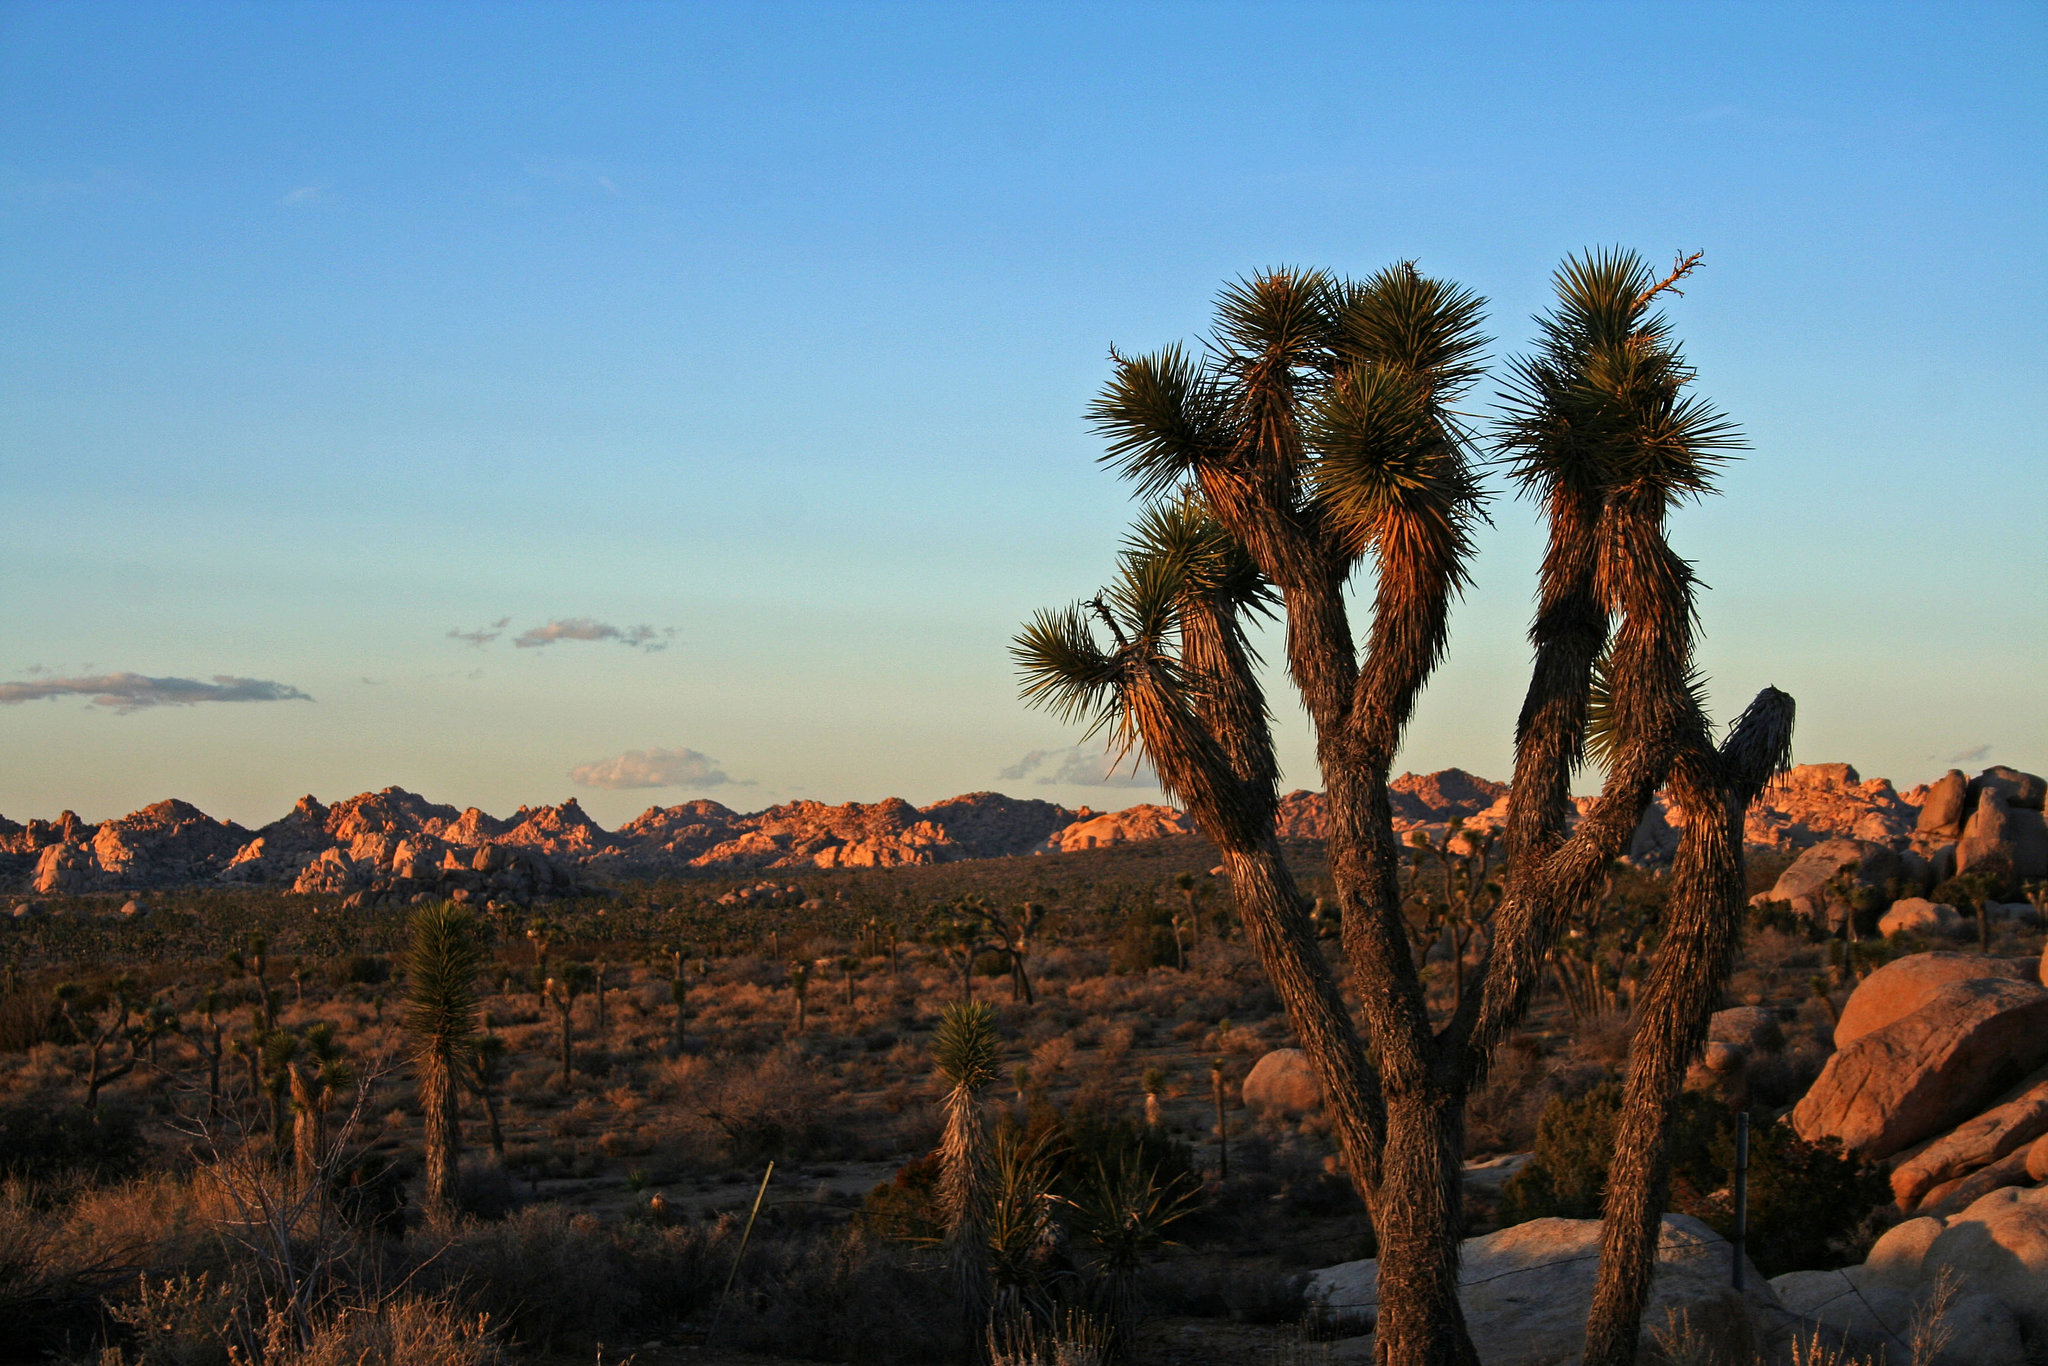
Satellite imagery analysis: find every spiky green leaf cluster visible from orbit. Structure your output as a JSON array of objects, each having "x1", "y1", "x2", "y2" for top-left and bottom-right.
[
  {"x1": 933, "y1": 1001, "x2": 1002, "y2": 1092},
  {"x1": 404, "y1": 902, "x2": 482, "y2": 1060},
  {"x1": 1498, "y1": 247, "x2": 1743, "y2": 509},
  {"x1": 1582, "y1": 647, "x2": 1713, "y2": 775}
]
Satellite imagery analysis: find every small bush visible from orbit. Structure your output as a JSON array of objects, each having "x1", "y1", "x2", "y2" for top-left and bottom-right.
[
  {"x1": 420, "y1": 1204, "x2": 727, "y2": 1346},
  {"x1": 1108, "y1": 910, "x2": 1179, "y2": 975},
  {"x1": 722, "y1": 1228, "x2": 965, "y2": 1364},
  {"x1": 0, "y1": 1100, "x2": 145, "y2": 1184},
  {"x1": 1500, "y1": 1084, "x2": 1886, "y2": 1276}
]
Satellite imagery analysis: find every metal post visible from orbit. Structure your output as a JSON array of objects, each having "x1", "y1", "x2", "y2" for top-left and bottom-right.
[
  {"x1": 707, "y1": 1160, "x2": 775, "y2": 1344},
  {"x1": 1732, "y1": 1112, "x2": 1750, "y2": 1290}
]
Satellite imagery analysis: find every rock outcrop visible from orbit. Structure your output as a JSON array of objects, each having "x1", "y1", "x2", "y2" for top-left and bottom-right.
[
  {"x1": 1833, "y1": 953, "x2": 2034, "y2": 1049},
  {"x1": 1054, "y1": 804, "x2": 1191, "y2": 852},
  {"x1": 1307, "y1": 1214, "x2": 1791, "y2": 1366},
  {"x1": 1760, "y1": 838, "x2": 1907, "y2": 925},
  {"x1": 5, "y1": 760, "x2": 2038, "y2": 895},
  {"x1": 1794, "y1": 962, "x2": 2048, "y2": 1159}
]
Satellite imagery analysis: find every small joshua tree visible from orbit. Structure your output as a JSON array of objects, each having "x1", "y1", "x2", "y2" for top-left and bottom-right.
[
  {"x1": 934, "y1": 1001, "x2": 1003, "y2": 1333},
  {"x1": 1142, "y1": 1066, "x2": 1167, "y2": 1129},
  {"x1": 467, "y1": 1028, "x2": 509, "y2": 1161},
  {"x1": 787, "y1": 960, "x2": 812, "y2": 1034},
  {"x1": 288, "y1": 1022, "x2": 355, "y2": 1190},
  {"x1": 404, "y1": 902, "x2": 482, "y2": 1223},
  {"x1": 55, "y1": 976, "x2": 142, "y2": 1112},
  {"x1": 545, "y1": 962, "x2": 592, "y2": 1087}
]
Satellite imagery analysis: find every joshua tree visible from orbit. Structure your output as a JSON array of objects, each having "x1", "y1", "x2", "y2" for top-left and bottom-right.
[
  {"x1": 1208, "y1": 1057, "x2": 1229, "y2": 1181},
  {"x1": 1017, "y1": 252, "x2": 1793, "y2": 1364},
  {"x1": 934, "y1": 1001, "x2": 1003, "y2": 1332},
  {"x1": 55, "y1": 977, "x2": 142, "y2": 1111},
  {"x1": 962, "y1": 898, "x2": 1049, "y2": 1004},
  {"x1": 545, "y1": 962, "x2": 592, "y2": 1087},
  {"x1": 669, "y1": 975, "x2": 691, "y2": 1058},
  {"x1": 287, "y1": 1023, "x2": 354, "y2": 1190},
  {"x1": 190, "y1": 987, "x2": 227, "y2": 1120},
  {"x1": 524, "y1": 915, "x2": 558, "y2": 995},
  {"x1": 592, "y1": 959, "x2": 610, "y2": 1040},
  {"x1": 1171, "y1": 871, "x2": 1210, "y2": 942},
  {"x1": 404, "y1": 902, "x2": 483, "y2": 1222},
  {"x1": 787, "y1": 960, "x2": 812, "y2": 1033},
  {"x1": 467, "y1": 1029, "x2": 509, "y2": 1161},
  {"x1": 929, "y1": 907, "x2": 999, "y2": 1004}
]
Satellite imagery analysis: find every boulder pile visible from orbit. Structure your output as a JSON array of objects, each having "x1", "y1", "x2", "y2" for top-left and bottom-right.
[{"x1": 1307, "y1": 1214, "x2": 1796, "y2": 1365}]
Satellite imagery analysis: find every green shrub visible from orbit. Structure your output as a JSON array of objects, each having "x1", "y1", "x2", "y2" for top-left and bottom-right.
[
  {"x1": 1685, "y1": 1124, "x2": 1889, "y2": 1276},
  {"x1": 1109, "y1": 908, "x2": 1179, "y2": 975},
  {"x1": 1499, "y1": 1084, "x2": 1886, "y2": 1275}
]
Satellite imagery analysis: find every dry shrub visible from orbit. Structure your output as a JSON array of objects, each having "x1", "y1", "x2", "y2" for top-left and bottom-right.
[
  {"x1": 1031, "y1": 1035, "x2": 1078, "y2": 1075},
  {"x1": 0, "y1": 1174, "x2": 224, "y2": 1357},
  {"x1": 722, "y1": 1228, "x2": 963, "y2": 1364},
  {"x1": 682, "y1": 1047, "x2": 846, "y2": 1165},
  {"x1": 232, "y1": 1296, "x2": 504, "y2": 1366},
  {"x1": 419, "y1": 1204, "x2": 725, "y2": 1346},
  {"x1": 1463, "y1": 1039, "x2": 1555, "y2": 1155}
]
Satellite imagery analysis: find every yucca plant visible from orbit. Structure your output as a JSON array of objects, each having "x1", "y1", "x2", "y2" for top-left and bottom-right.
[
  {"x1": 1062, "y1": 1153, "x2": 1199, "y2": 1352},
  {"x1": 404, "y1": 902, "x2": 483, "y2": 1223},
  {"x1": 1019, "y1": 252, "x2": 1794, "y2": 1365},
  {"x1": 934, "y1": 1000, "x2": 1003, "y2": 1330}
]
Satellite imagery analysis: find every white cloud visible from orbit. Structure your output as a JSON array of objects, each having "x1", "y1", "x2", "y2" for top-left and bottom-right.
[
  {"x1": 515, "y1": 618, "x2": 670, "y2": 650},
  {"x1": 0, "y1": 672, "x2": 313, "y2": 714},
  {"x1": 569, "y1": 747, "x2": 749, "y2": 790},
  {"x1": 998, "y1": 745, "x2": 1158, "y2": 789}
]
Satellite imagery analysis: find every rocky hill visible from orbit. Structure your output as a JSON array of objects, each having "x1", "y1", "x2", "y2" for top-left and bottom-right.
[{"x1": 3, "y1": 761, "x2": 2038, "y2": 911}]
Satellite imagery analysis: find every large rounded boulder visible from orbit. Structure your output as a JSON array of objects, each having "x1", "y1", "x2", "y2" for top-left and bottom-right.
[
  {"x1": 1795, "y1": 969, "x2": 2048, "y2": 1159},
  {"x1": 1241, "y1": 1048, "x2": 1321, "y2": 1119},
  {"x1": 1834, "y1": 952, "x2": 2032, "y2": 1049}
]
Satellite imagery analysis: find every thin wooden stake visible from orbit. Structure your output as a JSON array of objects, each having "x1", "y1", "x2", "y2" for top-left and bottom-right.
[{"x1": 707, "y1": 1160, "x2": 775, "y2": 1345}]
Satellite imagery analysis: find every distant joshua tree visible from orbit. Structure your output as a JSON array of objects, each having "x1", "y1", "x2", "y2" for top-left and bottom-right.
[
  {"x1": 1016, "y1": 251, "x2": 1793, "y2": 1364},
  {"x1": 404, "y1": 902, "x2": 482, "y2": 1223},
  {"x1": 961, "y1": 898, "x2": 1049, "y2": 1004},
  {"x1": 545, "y1": 962, "x2": 593, "y2": 1087},
  {"x1": 55, "y1": 976, "x2": 141, "y2": 1112}
]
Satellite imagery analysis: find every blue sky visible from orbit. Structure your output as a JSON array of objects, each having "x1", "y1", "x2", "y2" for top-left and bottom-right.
[{"x1": 2, "y1": 1, "x2": 2042, "y2": 828}]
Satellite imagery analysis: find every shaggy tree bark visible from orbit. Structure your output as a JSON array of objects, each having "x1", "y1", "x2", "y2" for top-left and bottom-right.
[{"x1": 1581, "y1": 692, "x2": 1794, "y2": 1366}]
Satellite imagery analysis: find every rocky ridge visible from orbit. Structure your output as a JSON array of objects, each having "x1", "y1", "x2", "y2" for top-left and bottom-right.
[{"x1": 0, "y1": 762, "x2": 2034, "y2": 909}]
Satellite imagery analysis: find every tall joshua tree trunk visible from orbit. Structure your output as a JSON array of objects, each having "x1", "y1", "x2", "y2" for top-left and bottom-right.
[
  {"x1": 1021, "y1": 252, "x2": 1777, "y2": 1366},
  {"x1": 1581, "y1": 694, "x2": 1793, "y2": 1366},
  {"x1": 405, "y1": 903, "x2": 482, "y2": 1225},
  {"x1": 933, "y1": 1001, "x2": 1000, "y2": 1338}
]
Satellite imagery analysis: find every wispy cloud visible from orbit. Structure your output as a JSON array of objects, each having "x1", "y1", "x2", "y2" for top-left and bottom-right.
[
  {"x1": 569, "y1": 746, "x2": 748, "y2": 790},
  {"x1": 998, "y1": 745, "x2": 1158, "y2": 789},
  {"x1": 447, "y1": 617, "x2": 511, "y2": 649},
  {"x1": 0, "y1": 672, "x2": 313, "y2": 714},
  {"x1": 279, "y1": 184, "x2": 324, "y2": 207},
  {"x1": 516, "y1": 618, "x2": 671, "y2": 651},
  {"x1": 1948, "y1": 743, "x2": 1994, "y2": 764}
]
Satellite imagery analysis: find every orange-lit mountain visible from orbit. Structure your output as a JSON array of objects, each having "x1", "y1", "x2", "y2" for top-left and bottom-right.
[{"x1": 2, "y1": 763, "x2": 2027, "y2": 903}]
